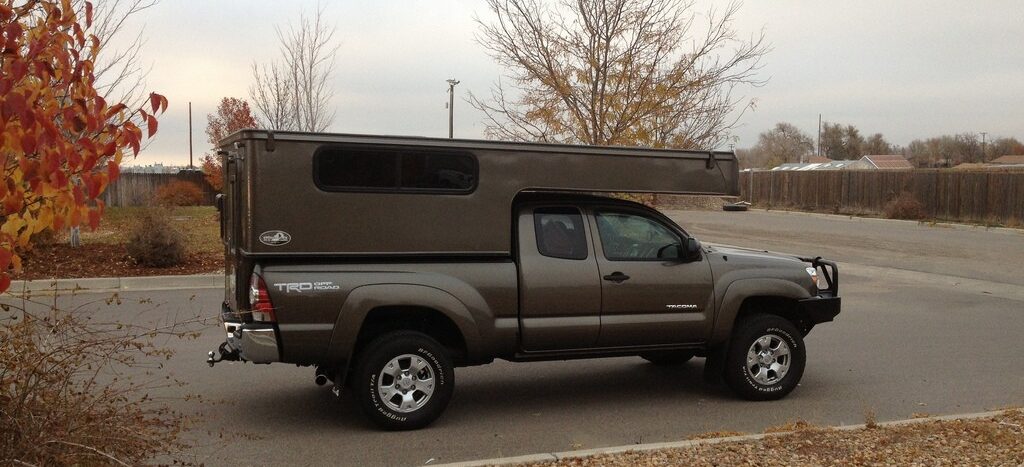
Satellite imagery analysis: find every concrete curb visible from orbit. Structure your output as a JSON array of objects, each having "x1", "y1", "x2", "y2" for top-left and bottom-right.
[
  {"x1": 744, "y1": 208, "x2": 1024, "y2": 235},
  {"x1": 434, "y1": 410, "x2": 1014, "y2": 467},
  {"x1": 6, "y1": 273, "x2": 222, "y2": 295}
]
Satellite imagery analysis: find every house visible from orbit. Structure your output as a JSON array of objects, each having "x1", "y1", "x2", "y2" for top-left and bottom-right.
[{"x1": 989, "y1": 155, "x2": 1024, "y2": 165}]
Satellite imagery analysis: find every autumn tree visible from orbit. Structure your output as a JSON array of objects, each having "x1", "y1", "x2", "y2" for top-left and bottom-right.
[
  {"x1": 200, "y1": 97, "x2": 257, "y2": 191},
  {"x1": 472, "y1": 0, "x2": 767, "y2": 149},
  {"x1": 0, "y1": 0, "x2": 166, "y2": 292},
  {"x1": 985, "y1": 136, "x2": 1024, "y2": 161},
  {"x1": 250, "y1": 3, "x2": 338, "y2": 131}
]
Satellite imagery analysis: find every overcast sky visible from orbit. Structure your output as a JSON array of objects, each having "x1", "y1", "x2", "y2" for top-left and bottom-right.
[{"x1": 112, "y1": 0, "x2": 1024, "y2": 166}]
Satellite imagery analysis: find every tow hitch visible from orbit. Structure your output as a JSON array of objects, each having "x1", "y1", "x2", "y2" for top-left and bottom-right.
[{"x1": 207, "y1": 341, "x2": 241, "y2": 367}]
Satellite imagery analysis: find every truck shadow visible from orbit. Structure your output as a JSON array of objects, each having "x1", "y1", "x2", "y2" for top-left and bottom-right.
[
  {"x1": 444, "y1": 358, "x2": 727, "y2": 422},
  {"x1": 214, "y1": 357, "x2": 731, "y2": 432}
]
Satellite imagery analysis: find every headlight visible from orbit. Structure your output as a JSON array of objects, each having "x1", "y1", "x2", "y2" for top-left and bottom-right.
[{"x1": 805, "y1": 267, "x2": 819, "y2": 288}]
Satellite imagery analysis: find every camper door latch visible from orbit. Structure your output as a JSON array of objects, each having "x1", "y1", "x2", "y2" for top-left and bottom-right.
[{"x1": 265, "y1": 130, "x2": 276, "y2": 152}]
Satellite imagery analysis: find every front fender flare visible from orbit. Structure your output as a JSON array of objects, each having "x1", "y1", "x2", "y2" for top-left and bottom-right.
[{"x1": 710, "y1": 278, "x2": 812, "y2": 345}]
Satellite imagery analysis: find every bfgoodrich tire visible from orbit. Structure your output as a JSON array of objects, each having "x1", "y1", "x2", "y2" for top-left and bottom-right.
[
  {"x1": 723, "y1": 314, "x2": 806, "y2": 401},
  {"x1": 353, "y1": 331, "x2": 454, "y2": 430}
]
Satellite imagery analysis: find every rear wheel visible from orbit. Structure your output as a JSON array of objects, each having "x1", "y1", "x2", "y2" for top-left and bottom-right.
[
  {"x1": 353, "y1": 331, "x2": 454, "y2": 430},
  {"x1": 640, "y1": 350, "x2": 695, "y2": 365},
  {"x1": 723, "y1": 314, "x2": 805, "y2": 401}
]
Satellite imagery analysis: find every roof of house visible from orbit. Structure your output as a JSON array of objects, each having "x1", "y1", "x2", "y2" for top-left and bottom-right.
[
  {"x1": 990, "y1": 155, "x2": 1024, "y2": 165},
  {"x1": 770, "y1": 159, "x2": 860, "y2": 171},
  {"x1": 861, "y1": 154, "x2": 913, "y2": 169}
]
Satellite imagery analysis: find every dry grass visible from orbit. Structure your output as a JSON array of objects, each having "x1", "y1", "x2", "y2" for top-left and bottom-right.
[
  {"x1": 524, "y1": 410, "x2": 1024, "y2": 466},
  {"x1": 81, "y1": 206, "x2": 221, "y2": 256}
]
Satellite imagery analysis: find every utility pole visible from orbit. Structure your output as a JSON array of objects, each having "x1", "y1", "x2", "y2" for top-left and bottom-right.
[
  {"x1": 980, "y1": 131, "x2": 988, "y2": 161},
  {"x1": 188, "y1": 101, "x2": 194, "y2": 168},
  {"x1": 446, "y1": 79, "x2": 460, "y2": 139},
  {"x1": 816, "y1": 114, "x2": 821, "y2": 162}
]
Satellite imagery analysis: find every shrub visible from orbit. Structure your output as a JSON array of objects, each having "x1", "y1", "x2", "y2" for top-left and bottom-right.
[
  {"x1": 1, "y1": 306, "x2": 193, "y2": 465},
  {"x1": 883, "y1": 192, "x2": 927, "y2": 220},
  {"x1": 154, "y1": 180, "x2": 205, "y2": 206},
  {"x1": 126, "y1": 210, "x2": 186, "y2": 267}
]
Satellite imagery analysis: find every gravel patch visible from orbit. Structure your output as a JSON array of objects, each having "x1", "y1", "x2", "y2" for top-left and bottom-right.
[{"x1": 524, "y1": 410, "x2": 1024, "y2": 466}]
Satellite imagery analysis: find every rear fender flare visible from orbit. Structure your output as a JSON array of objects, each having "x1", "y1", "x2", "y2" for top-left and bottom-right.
[{"x1": 324, "y1": 283, "x2": 482, "y2": 365}]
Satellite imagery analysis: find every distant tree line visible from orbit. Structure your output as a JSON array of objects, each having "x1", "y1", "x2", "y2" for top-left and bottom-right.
[{"x1": 738, "y1": 121, "x2": 1023, "y2": 169}]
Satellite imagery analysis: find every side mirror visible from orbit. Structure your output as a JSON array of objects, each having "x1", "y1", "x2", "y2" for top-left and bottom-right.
[{"x1": 684, "y1": 237, "x2": 702, "y2": 259}]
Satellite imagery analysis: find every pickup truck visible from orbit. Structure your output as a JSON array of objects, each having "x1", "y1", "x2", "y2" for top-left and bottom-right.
[{"x1": 209, "y1": 131, "x2": 841, "y2": 430}]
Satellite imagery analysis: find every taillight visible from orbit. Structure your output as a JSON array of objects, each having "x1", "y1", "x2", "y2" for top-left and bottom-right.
[{"x1": 249, "y1": 273, "x2": 276, "y2": 322}]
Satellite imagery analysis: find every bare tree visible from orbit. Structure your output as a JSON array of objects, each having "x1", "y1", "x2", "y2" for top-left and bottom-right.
[
  {"x1": 471, "y1": 0, "x2": 768, "y2": 149},
  {"x1": 74, "y1": 0, "x2": 158, "y2": 108},
  {"x1": 250, "y1": 4, "x2": 339, "y2": 131},
  {"x1": 250, "y1": 61, "x2": 296, "y2": 130},
  {"x1": 741, "y1": 122, "x2": 813, "y2": 168}
]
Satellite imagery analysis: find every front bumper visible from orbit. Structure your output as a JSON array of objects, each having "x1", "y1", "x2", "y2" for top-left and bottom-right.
[
  {"x1": 798, "y1": 256, "x2": 841, "y2": 324},
  {"x1": 799, "y1": 295, "x2": 841, "y2": 324}
]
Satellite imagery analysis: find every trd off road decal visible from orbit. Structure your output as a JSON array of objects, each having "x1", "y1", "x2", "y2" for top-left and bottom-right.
[
  {"x1": 259, "y1": 230, "x2": 292, "y2": 246},
  {"x1": 273, "y1": 281, "x2": 340, "y2": 293}
]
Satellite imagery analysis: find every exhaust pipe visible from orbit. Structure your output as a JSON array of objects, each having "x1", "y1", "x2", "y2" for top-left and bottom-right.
[{"x1": 314, "y1": 374, "x2": 329, "y2": 386}]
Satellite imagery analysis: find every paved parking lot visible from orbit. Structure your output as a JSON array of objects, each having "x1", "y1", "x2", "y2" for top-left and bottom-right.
[{"x1": 18, "y1": 210, "x2": 1024, "y2": 466}]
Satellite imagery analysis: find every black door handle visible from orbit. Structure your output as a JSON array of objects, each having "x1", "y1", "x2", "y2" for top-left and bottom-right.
[{"x1": 603, "y1": 272, "x2": 630, "y2": 283}]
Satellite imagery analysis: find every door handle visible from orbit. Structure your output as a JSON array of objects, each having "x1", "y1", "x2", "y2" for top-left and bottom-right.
[{"x1": 603, "y1": 272, "x2": 630, "y2": 283}]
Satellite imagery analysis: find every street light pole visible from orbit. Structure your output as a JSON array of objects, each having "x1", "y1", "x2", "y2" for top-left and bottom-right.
[{"x1": 446, "y1": 79, "x2": 460, "y2": 139}]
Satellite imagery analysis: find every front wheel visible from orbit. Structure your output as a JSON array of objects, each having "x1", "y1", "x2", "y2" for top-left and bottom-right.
[
  {"x1": 723, "y1": 314, "x2": 806, "y2": 401},
  {"x1": 353, "y1": 331, "x2": 454, "y2": 430}
]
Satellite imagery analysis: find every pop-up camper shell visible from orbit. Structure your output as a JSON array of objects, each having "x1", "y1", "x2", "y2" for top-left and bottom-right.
[{"x1": 217, "y1": 130, "x2": 739, "y2": 257}]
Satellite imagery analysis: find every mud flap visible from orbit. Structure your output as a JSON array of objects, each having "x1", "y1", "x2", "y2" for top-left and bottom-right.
[{"x1": 703, "y1": 344, "x2": 728, "y2": 385}]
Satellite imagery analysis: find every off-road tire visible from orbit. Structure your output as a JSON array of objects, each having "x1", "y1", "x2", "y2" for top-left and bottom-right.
[
  {"x1": 353, "y1": 331, "x2": 454, "y2": 430},
  {"x1": 640, "y1": 351, "x2": 695, "y2": 365},
  {"x1": 723, "y1": 314, "x2": 805, "y2": 401}
]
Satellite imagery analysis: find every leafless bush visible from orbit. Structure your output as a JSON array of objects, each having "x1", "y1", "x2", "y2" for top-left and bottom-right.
[
  {"x1": 126, "y1": 210, "x2": 186, "y2": 267},
  {"x1": 0, "y1": 293, "x2": 204, "y2": 465},
  {"x1": 882, "y1": 192, "x2": 927, "y2": 220}
]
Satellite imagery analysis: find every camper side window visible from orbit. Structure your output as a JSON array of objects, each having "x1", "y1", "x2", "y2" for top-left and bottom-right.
[
  {"x1": 314, "y1": 147, "x2": 477, "y2": 193},
  {"x1": 533, "y1": 208, "x2": 588, "y2": 260}
]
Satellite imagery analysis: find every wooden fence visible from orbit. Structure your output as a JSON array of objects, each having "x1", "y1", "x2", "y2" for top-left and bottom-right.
[
  {"x1": 738, "y1": 169, "x2": 1024, "y2": 224},
  {"x1": 101, "y1": 171, "x2": 216, "y2": 207}
]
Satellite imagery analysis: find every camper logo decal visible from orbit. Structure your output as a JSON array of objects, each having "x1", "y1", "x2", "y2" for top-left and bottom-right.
[{"x1": 259, "y1": 230, "x2": 292, "y2": 246}]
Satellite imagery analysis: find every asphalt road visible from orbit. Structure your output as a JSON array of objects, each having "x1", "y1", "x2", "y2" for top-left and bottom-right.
[{"x1": 12, "y1": 210, "x2": 1024, "y2": 466}]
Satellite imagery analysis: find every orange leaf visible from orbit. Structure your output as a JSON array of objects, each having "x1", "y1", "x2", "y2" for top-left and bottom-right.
[
  {"x1": 0, "y1": 272, "x2": 10, "y2": 293},
  {"x1": 150, "y1": 93, "x2": 161, "y2": 114},
  {"x1": 0, "y1": 248, "x2": 10, "y2": 270},
  {"x1": 85, "y1": 2, "x2": 93, "y2": 28},
  {"x1": 147, "y1": 114, "x2": 158, "y2": 137},
  {"x1": 107, "y1": 161, "x2": 120, "y2": 180}
]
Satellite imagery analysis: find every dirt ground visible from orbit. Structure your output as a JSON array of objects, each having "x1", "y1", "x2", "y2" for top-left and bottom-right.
[
  {"x1": 528, "y1": 410, "x2": 1024, "y2": 466},
  {"x1": 15, "y1": 206, "x2": 222, "y2": 280}
]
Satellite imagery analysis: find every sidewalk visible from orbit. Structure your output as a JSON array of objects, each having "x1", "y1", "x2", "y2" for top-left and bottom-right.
[{"x1": 6, "y1": 273, "x2": 223, "y2": 295}]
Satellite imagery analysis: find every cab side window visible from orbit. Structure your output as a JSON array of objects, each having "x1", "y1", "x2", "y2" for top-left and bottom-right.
[
  {"x1": 534, "y1": 208, "x2": 588, "y2": 260},
  {"x1": 595, "y1": 211, "x2": 681, "y2": 261}
]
